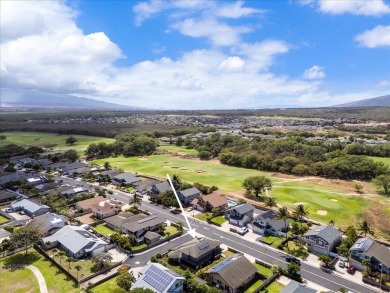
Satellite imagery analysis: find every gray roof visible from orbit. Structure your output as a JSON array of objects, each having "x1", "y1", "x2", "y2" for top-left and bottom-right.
[
  {"x1": 170, "y1": 238, "x2": 220, "y2": 259},
  {"x1": 350, "y1": 237, "x2": 374, "y2": 252},
  {"x1": 34, "y1": 182, "x2": 59, "y2": 192},
  {"x1": 68, "y1": 167, "x2": 91, "y2": 175},
  {"x1": 0, "y1": 172, "x2": 28, "y2": 185},
  {"x1": 27, "y1": 213, "x2": 67, "y2": 235},
  {"x1": 132, "y1": 262, "x2": 184, "y2": 293},
  {"x1": 61, "y1": 162, "x2": 88, "y2": 171},
  {"x1": 352, "y1": 237, "x2": 390, "y2": 267},
  {"x1": 113, "y1": 173, "x2": 141, "y2": 184},
  {"x1": 122, "y1": 214, "x2": 165, "y2": 233},
  {"x1": 179, "y1": 187, "x2": 201, "y2": 198},
  {"x1": 133, "y1": 178, "x2": 162, "y2": 192},
  {"x1": 154, "y1": 180, "x2": 171, "y2": 193},
  {"x1": 11, "y1": 199, "x2": 49, "y2": 214},
  {"x1": 206, "y1": 253, "x2": 257, "y2": 289},
  {"x1": 281, "y1": 280, "x2": 316, "y2": 293},
  {"x1": 0, "y1": 190, "x2": 17, "y2": 201},
  {"x1": 229, "y1": 203, "x2": 254, "y2": 215},
  {"x1": 104, "y1": 212, "x2": 135, "y2": 229},
  {"x1": 254, "y1": 210, "x2": 288, "y2": 231},
  {"x1": 144, "y1": 231, "x2": 161, "y2": 241},
  {"x1": 305, "y1": 225, "x2": 342, "y2": 244},
  {"x1": 42, "y1": 225, "x2": 107, "y2": 255}
]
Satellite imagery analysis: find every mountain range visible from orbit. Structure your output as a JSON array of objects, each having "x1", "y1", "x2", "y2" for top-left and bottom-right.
[{"x1": 333, "y1": 95, "x2": 390, "y2": 107}]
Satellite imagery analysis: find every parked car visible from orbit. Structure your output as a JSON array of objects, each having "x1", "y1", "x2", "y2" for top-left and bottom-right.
[
  {"x1": 338, "y1": 260, "x2": 345, "y2": 268},
  {"x1": 347, "y1": 266, "x2": 356, "y2": 274},
  {"x1": 18, "y1": 210, "x2": 25, "y2": 215},
  {"x1": 5, "y1": 208, "x2": 13, "y2": 213},
  {"x1": 238, "y1": 227, "x2": 248, "y2": 235},
  {"x1": 187, "y1": 207, "x2": 193, "y2": 212},
  {"x1": 286, "y1": 256, "x2": 301, "y2": 266}
]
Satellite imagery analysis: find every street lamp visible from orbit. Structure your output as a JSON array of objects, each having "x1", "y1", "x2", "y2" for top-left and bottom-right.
[{"x1": 379, "y1": 263, "x2": 383, "y2": 289}]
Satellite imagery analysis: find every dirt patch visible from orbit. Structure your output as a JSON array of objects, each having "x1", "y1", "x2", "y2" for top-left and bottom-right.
[
  {"x1": 196, "y1": 170, "x2": 206, "y2": 173},
  {"x1": 162, "y1": 165, "x2": 170, "y2": 168},
  {"x1": 317, "y1": 210, "x2": 328, "y2": 215},
  {"x1": 293, "y1": 202, "x2": 305, "y2": 205},
  {"x1": 363, "y1": 199, "x2": 390, "y2": 241},
  {"x1": 75, "y1": 213, "x2": 95, "y2": 225},
  {"x1": 330, "y1": 199, "x2": 338, "y2": 202},
  {"x1": 163, "y1": 161, "x2": 171, "y2": 164},
  {"x1": 138, "y1": 157, "x2": 148, "y2": 161},
  {"x1": 180, "y1": 167, "x2": 189, "y2": 170}
]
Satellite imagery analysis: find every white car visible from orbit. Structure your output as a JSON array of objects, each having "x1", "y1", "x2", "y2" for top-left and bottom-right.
[
  {"x1": 238, "y1": 227, "x2": 248, "y2": 235},
  {"x1": 338, "y1": 260, "x2": 345, "y2": 268},
  {"x1": 187, "y1": 207, "x2": 193, "y2": 212},
  {"x1": 5, "y1": 208, "x2": 13, "y2": 213}
]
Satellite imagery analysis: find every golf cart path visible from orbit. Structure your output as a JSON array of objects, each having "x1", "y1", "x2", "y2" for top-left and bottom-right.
[{"x1": 27, "y1": 265, "x2": 48, "y2": 293}]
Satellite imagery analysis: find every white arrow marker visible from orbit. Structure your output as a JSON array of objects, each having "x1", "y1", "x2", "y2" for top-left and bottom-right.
[{"x1": 166, "y1": 174, "x2": 196, "y2": 238}]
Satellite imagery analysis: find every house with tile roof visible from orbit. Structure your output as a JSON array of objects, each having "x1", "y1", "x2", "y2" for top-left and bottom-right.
[
  {"x1": 204, "y1": 253, "x2": 257, "y2": 293},
  {"x1": 11, "y1": 199, "x2": 50, "y2": 217},
  {"x1": 349, "y1": 237, "x2": 390, "y2": 274},
  {"x1": 191, "y1": 193, "x2": 228, "y2": 212},
  {"x1": 132, "y1": 262, "x2": 185, "y2": 293},
  {"x1": 26, "y1": 212, "x2": 68, "y2": 236},
  {"x1": 304, "y1": 225, "x2": 342, "y2": 256}
]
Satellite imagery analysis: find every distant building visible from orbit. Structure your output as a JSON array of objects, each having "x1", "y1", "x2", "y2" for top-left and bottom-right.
[
  {"x1": 148, "y1": 180, "x2": 171, "y2": 196},
  {"x1": 113, "y1": 172, "x2": 141, "y2": 186},
  {"x1": 26, "y1": 212, "x2": 68, "y2": 236},
  {"x1": 11, "y1": 199, "x2": 50, "y2": 217}
]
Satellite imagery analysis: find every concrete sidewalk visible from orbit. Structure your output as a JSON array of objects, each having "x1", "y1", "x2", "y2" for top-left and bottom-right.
[{"x1": 27, "y1": 265, "x2": 48, "y2": 293}]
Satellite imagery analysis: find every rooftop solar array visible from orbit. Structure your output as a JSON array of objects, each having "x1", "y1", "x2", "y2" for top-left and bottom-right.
[
  {"x1": 144, "y1": 265, "x2": 173, "y2": 292},
  {"x1": 210, "y1": 257, "x2": 236, "y2": 273},
  {"x1": 198, "y1": 242, "x2": 210, "y2": 250},
  {"x1": 137, "y1": 215, "x2": 158, "y2": 224}
]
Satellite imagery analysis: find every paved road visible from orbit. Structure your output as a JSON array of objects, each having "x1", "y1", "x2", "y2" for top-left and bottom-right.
[{"x1": 57, "y1": 177, "x2": 381, "y2": 293}]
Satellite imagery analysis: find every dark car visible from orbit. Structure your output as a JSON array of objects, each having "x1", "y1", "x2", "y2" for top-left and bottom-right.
[
  {"x1": 286, "y1": 256, "x2": 301, "y2": 265},
  {"x1": 347, "y1": 266, "x2": 356, "y2": 274},
  {"x1": 170, "y1": 209, "x2": 182, "y2": 214}
]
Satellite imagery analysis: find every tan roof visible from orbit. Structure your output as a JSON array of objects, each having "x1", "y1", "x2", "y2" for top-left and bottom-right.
[
  {"x1": 76, "y1": 196, "x2": 107, "y2": 209},
  {"x1": 91, "y1": 199, "x2": 123, "y2": 214},
  {"x1": 194, "y1": 193, "x2": 227, "y2": 208}
]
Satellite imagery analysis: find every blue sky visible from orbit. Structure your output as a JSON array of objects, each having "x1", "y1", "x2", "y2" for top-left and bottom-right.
[{"x1": 1, "y1": 0, "x2": 389, "y2": 109}]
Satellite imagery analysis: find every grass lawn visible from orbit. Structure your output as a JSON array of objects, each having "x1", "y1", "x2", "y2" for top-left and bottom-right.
[
  {"x1": 0, "y1": 214, "x2": 10, "y2": 224},
  {"x1": 368, "y1": 156, "x2": 390, "y2": 167},
  {"x1": 266, "y1": 281, "x2": 285, "y2": 293},
  {"x1": 0, "y1": 249, "x2": 80, "y2": 293},
  {"x1": 93, "y1": 224, "x2": 115, "y2": 236},
  {"x1": 93, "y1": 155, "x2": 272, "y2": 191},
  {"x1": 243, "y1": 278, "x2": 263, "y2": 293},
  {"x1": 254, "y1": 263, "x2": 273, "y2": 278},
  {"x1": 92, "y1": 277, "x2": 120, "y2": 293},
  {"x1": 211, "y1": 216, "x2": 227, "y2": 225},
  {"x1": 132, "y1": 243, "x2": 147, "y2": 251},
  {"x1": 159, "y1": 145, "x2": 199, "y2": 155},
  {"x1": 164, "y1": 225, "x2": 179, "y2": 237},
  {"x1": 0, "y1": 131, "x2": 113, "y2": 154},
  {"x1": 196, "y1": 212, "x2": 213, "y2": 221},
  {"x1": 262, "y1": 235, "x2": 284, "y2": 248}
]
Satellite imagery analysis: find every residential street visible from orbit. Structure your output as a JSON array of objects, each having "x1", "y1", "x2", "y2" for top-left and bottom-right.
[{"x1": 57, "y1": 176, "x2": 383, "y2": 293}]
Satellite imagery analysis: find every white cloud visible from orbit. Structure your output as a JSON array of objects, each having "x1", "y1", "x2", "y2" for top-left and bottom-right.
[
  {"x1": 300, "y1": 0, "x2": 390, "y2": 16},
  {"x1": 355, "y1": 25, "x2": 390, "y2": 48},
  {"x1": 303, "y1": 65, "x2": 326, "y2": 80},
  {"x1": 172, "y1": 17, "x2": 251, "y2": 46},
  {"x1": 218, "y1": 56, "x2": 245, "y2": 73},
  {"x1": 378, "y1": 80, "x2": 390, "y2": 87},
  {"x1": 216, "y1": 1, "x2": 265, "y2": 18}
]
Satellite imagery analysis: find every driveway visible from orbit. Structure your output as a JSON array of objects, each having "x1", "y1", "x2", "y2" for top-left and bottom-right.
[
  {"x1": 1, "y1": 210, "x2": 30, "y2": 221},
  {"x1": 107, "y1": 247, "x2": 128, "y2": 263}
]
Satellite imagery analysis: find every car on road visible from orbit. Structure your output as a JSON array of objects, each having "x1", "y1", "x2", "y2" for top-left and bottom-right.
[
  {"x1": 187, "y1": 207, "x2": 193, "y2": 212},
  {"x1": 171, "y1": 209, "x2": 182, "y2": 214},
  {"x1": 338, "y1": 260, "x2": 345, "y2": 268},
  {"x1": 238, "y1": 227, "x2": 248, "y2": 235},
  {"x1": 286, "y1": 256, "x2": 301, "y2": 265},
  {"x1": 5, "y1": 208, "x2": 13, "y2": 213}
]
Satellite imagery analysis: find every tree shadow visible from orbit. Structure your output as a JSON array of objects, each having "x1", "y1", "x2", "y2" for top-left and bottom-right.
[{"x1": 2, "y1": 251, "x2": 41, "y2": 270}]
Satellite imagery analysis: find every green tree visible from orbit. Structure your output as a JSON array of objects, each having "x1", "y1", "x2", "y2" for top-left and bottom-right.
[
  {"x1": 176, "y1": 222, "x2": 184, "y2": 232},
  {"x1": 354, "y1": 183, "x2": 364, "y2": 194},
  {"x1": 63, "y1": 149, "x2": 79, "y2": 162},
  {"x1": 242, "y1": 176, "x2": 272, "y2": 197},
  {"x1": 172, "y1": 174, "x2": 182, "y2": 190},
  {"x1": 104, "y1": 161, "x2": 111, "y2": 170},
  {"x1": 286, "y1": 261, "x2": 300, "y2": 276},
  {"x1": 0, "y1": 135, "x2": 6, "y2": 141},
  {"x1": 293, "y1": 204, "x2": 309, "y2": 228},
  {"x1": 337, "y1": 243, "x2": 350, "y2": 259},
  {"x1": 265, "y1": 197, "x2": 277, "y2": 209},
  {"x1": 75, "y1": 265, "x2": 82, "y2": 281},
  {"x1": 9, "y1": 226, "x2": 41, "y2": 255},
  {"x1": 373, "y1": 174, "x2": 390, "y2": 195},
  {"x1": 276, "y1": 207, "x2": 290, "y2": 238},
  {"x1": 92, "y1": 253, "x2": 113, "y2": 271},
  {"x1": 117, "y1": 264, "x2": 131, "y2": 274},
  {"x1": 116, "y1": 271, "x2": 136, "y2": 291},
  {"x1": 66, "y1": 257, "x2": 74, "y2": 271},
  {"x1": 58, "y1": 251, "x2": 66, "y2": 266},
  {"x1": 131, "y1": 193, "x2": 142, "y2": 209},
  {"x1": 66, "y1": 136, "x2": 77, "y2": 145},
  {"x1": 358, "y1": 220, "x2": 374, "y2": 237},
  {"x1": 318, "y1": 254, "x2": 332, "y2": 267}
]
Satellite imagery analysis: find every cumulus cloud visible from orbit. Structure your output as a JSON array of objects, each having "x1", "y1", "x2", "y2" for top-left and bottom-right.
[
  {"x1": 299, "y1": 0, "x2": 390, "y2": 16},
  {"x1": 355, "y1": 25, "x2": 390, "y2": 48},
  {"x1": 216, "y1": 1, "x2": 265, "y2": 18},
  {"x1": 303, "y1": 66, "x2": 326, "y2": 80},
  {"x1": 218, "y1": 56, "x2": 245, "y2": 73}
]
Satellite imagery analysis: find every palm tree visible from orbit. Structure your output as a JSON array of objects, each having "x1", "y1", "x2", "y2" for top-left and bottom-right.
[
  {"x1": 131, "y1": 193, "x2": 142, "y2": 209},
  {"x1": 172, "y1": 174, "x2": 182, "y2": 190},
  {"x1": 293, "y1": 204, "x2": 309, "y2": 227},
  {"x1": 66, "y1": 257, "x2": 74, "y2": 272},
  {"x1": 104, "y1": 162, "x2": 111, "y2": 170},
  {"x1": 58, "y1": 251, "x2": 66, "y2": 266},
  {"x1": 329, "y1": 220, "x2": 335, "y2": 225},
  {"x1": 276, "y1": 207, "x2": 290, "y2": 239},
  {"x1": 358, "y1": 220, "x2": 374, "y2": 237},
  {"x1": 265, "y1": 197, "x2": 277, "y2": 210},
  {"x1": 75, "y1": 265, "x2": 82, "y2": 281}
]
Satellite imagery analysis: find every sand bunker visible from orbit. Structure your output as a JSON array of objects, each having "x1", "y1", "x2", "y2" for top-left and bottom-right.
[
  {"x1": 196, "y1": 170, "x2": 206, "y2": 173},
  {"x1": 317, "y1": 210, "x2": 328, "y2": 215},
  {"x1": 330, "y1": 199, "x2": 338, "y2": 202},
  {"x1": 162, "y1": 165, "x2": 170, "y2": 168},
  {"x1": 293, "y1": 202, "x2": 305, "y2": 205},
  {"x1": 139, "y1": 157, "x2": 148, "y2": 161},
  {"x1": 180, "y1": 167, "x2": 189, "y2": 170}
]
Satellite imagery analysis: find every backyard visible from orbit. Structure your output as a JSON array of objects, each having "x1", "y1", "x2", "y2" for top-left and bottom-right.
[
  {"x1": 91, "y1": 277, "x2": 120, "y2": 293},
  {"x1": 0, "y1": 249, "x2": 79, "y2": 293},
  {"x1": 0, "y1": 214, "x2": 10, "y2": 224},
  {"x1": 93, "y1": 223, "x2": 115, "y2": 237}
]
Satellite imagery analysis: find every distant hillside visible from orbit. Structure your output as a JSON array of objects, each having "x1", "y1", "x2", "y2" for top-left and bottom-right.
[
  {"x1": 334, "y1": 95, "x2": 390, "y2": 107},
  {"x1": 0, "y1": 88, "x2": 142, "y2": 110}
]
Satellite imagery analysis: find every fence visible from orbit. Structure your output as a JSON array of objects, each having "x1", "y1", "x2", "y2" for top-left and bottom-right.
[
  {"x1": 79, "y1": 261, "x2": 123, "y2": 285},
  {"x1": 0, "y1": 246, "x2": 32, "y2": 258},
  {"x1": 363, "y1": 277, "x2": 390, "y2": 291}
]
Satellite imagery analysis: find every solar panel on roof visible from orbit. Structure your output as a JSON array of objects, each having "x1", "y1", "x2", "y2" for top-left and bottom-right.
[
  {"x1": 143, "y1": 265, "x2": 174, "y2": 292},
  {"x1": 198, "y1": 242, "x2": 210, "y2": 250},
  {"x1": 210, "y1": 257, "x2": 237, "y2": 273},
  {"x1": 137, "y1": 215, "x2": 158, "y2": 224}
]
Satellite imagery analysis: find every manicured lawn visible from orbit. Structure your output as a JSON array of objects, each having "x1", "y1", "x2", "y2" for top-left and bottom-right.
[
  {"x1": 92, "y1": 277, "x2": 120, "y2": 293},
  {"x1": 132, "y1": 243, "x2": 147, "y2": 251},
  {"x1": 196, "y1": 212, "x2": 213, "y2": 221},
  {"x1": 93, "y1": 155, "x2": 272, "y2": 191},
  {"x1": 243, "y1": 278, "x2": 263, "y2": 293},
  {"x1": 93, "y1": 223, "x2": 115, "y2": 236},
  {"x1": 0, "y1": 214, "x2": 10, "y2": 224},
  {"x1": 368, "y1": 156, "x2": 390, "y2": 167},
  {"x1": 0, "y1": 131, "x2": 113, "y2": 153},
  {"x1": 254, "y1": 263, "x2": 273, "y2": 278},
  {"x1": 211, "y1": 216, "x2": 227, "y2": 225},
  {"x1": 164, "y1": 225, "x2": 179, "y2": 237},
  {"x1": 159, "y1": 145, "x2": 199, "y2": 155},
  {"x1": 262, "y1": 235, "x2": 284, "y2": 248},
  {"x1": 266, "y1": 281, "x2": 285, "y2": 293},
  {"x1": 0, "y1": 249, "x2": 80, "y2": 293}
]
